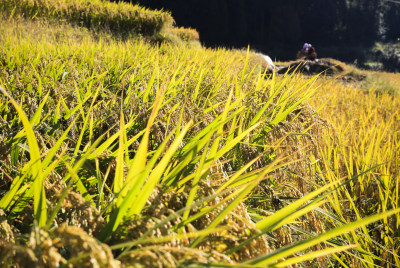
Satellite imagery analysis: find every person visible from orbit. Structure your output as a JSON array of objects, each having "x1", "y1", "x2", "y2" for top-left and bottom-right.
[
  {"x1": 306, "y1": 45, "x2": 317, "y2": 61},
  {"x1": 302, "y1": 43, "x2": 310, "y2": 53},
  {"x1": 298, "y1": 43, "x2": 310, "y2": 59},
  {"x1": 297, "y1": 43, "x2": 317, "y2": 61}
]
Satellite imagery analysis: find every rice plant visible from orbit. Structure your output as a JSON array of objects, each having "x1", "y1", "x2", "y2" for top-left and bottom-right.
[
  {"x1": 0, "y1": 0, "x2": 199, "y2": 44},
  {"x1": 1, "y1": 0, "x2": 172, "y2": 36},
  {"x1": 0, "y1": 3, "x2": 399, "y2": 267},
  {"x1": 309, "y1": 79, "x2": 400, "y2": 267}
]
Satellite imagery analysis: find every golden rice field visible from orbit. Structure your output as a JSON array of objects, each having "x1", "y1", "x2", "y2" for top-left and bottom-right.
[
  {"x1": 309, "y1": 79, "x2": 400, "y2": 267},
  {"x1": 0, "y1": 1, "x2": 399, "y2": 267}
]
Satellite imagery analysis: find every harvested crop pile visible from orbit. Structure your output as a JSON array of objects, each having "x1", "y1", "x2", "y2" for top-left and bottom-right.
[{"x1": 278, "y1": 58, "x2": 346, "y2": 75}]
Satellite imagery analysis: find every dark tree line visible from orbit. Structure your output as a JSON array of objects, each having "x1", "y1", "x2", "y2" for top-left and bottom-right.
[{"x1": 120, "y1": 0, "x2": 400, "y2": 61}]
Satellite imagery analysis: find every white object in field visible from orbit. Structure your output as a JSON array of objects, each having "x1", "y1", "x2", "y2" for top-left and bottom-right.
[{"x1": 260, "y1": 54, "x2": 276, "y2": 72}]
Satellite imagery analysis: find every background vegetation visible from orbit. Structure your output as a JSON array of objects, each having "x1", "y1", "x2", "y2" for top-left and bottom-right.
[{"x1": 131, "y1": 0, "x2": 400, "y2": 70}]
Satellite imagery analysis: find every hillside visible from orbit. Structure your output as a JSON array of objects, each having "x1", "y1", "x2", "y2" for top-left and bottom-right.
[{"x1": 1, "y1": 1, "x2": 400, "y2": 267}]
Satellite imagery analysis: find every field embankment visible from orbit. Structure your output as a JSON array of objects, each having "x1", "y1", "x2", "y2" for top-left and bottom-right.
[
  {"x1": 275, "y1": 57, "x2": 400, "y2": 96},
  {"x1": 1, "y1": 0, "x2": 199, "y2": 44}
]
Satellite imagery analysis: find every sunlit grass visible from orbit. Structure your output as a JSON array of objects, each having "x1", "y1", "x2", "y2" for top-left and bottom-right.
[
  {"x1": 0, "y1": 3, "x2": 399, "y2": 267},
  {"x1": 1, "y1": 0, "x2": 173, "y2": 36},
  {"x1": 309, "y1": 79, "x2": 400, "y2": 266}
]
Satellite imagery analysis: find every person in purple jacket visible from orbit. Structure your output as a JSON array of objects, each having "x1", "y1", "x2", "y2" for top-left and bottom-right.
[{"x1": 298, "y1": 43, "x2": 317, "y2": 61}]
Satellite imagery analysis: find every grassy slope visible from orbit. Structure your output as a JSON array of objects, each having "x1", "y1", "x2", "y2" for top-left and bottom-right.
[
  {"x1": 1, "y1": 0, "x2": 200, "y2": 45},
  {"x1": 0, "y1": 1, "x2": 400, "y2": 267}
]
